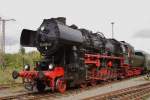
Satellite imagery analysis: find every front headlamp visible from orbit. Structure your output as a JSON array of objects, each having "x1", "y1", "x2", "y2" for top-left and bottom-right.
[
  {"x1": 48, "y1": 64, "x2": 53, "y2": 70},
  {"x1": 24, "y1": 64, "x2": 30, "y2": 71}
]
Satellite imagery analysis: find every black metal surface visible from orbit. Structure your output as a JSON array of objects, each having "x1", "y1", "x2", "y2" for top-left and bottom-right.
[
  {"x1": 20, "y1": 29, "x2": 37, "y2": 47},
  {"x1": 20, "y1": 17, "x2": 107, "y2": 56},
  {"x1": 12, "y1": 70, "x2": 19, "y2": 79}
]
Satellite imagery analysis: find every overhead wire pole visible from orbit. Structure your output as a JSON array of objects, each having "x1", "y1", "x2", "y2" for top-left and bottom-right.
[
  {"x1": 2, "y1": 20, "x2": 5, "y2": 53},
  {"x1": 0, "y1": 17, "x2": 2, "y2": 69},
  {"x1": 1, "y1": 19, "x2": 16, "y2": 53},
  {"x1": 0, "y1": 18, "x2": 16, "y2": 69}
]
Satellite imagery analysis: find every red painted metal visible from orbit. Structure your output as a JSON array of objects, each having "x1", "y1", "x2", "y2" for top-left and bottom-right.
[
  {"x1": 18, "y1": 66, "x2": 64, "y2": 91},
  {"x1": 125, "y1": 67, "x2": 143, "y2": 77},
  {"x1": 19, "y1": 71, "x2": 38, "y2": 79},
  {"x1": 99, "y1": 68, "x2": 110, "y2": 80},
  {"x1": 85, "y1": 54, "x2": 124, "y2": 60},
  {"x1": 84, "y1": 53, "x2": 143, "y2": 81},
  {"x1": 18, "y1": 66, "x2": 64, "y2": 79},
  {"x1": 84, "y1": 54, "x2": 100, "y2": 67},
  {"x1": 107, "y1": 61, "x2": 113, "y2": 67},
  {"x1": 85, "y1": 53, "x2": 123, "y2": 67},
  {"x1": 44, "y1": 67, "x2": 64, "y2": 79},
  {"x1": 56, "y1": 78, "x2": 66, "y2": 93}
]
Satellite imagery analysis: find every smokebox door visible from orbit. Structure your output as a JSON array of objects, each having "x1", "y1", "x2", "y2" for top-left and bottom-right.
[{"x1": 20, "y1": 29, "x2": 37, "y2": 47}]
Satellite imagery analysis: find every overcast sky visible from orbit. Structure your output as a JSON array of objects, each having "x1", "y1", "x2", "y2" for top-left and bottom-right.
[{"x1": 0, "y1": 0, "x2": 150, "y2": 53}]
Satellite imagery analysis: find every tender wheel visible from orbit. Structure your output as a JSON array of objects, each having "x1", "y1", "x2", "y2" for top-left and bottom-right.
[
  {"x1": 56, "y1": 78, "x2": 66, "y2": 93},
  {"x1": 91, "y1": 80, "x2": 97, "y2": 86},
  {"x1": 36, "y1": 81, "x2": 46, "y2": 92},
  {"x1": 80, "y1": 83, "x2": 87, "y2": 88}
]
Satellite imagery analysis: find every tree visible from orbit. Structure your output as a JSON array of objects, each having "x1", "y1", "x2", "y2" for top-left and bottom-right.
[{"x1": 19, "y1": 46, "x2": 25, "y2": 55}]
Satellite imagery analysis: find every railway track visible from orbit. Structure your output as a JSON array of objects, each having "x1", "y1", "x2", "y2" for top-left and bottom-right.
[
  {"x1": 0, "y1": 85, "x2": 9, "y2": 90},
  {"x1": 0, "y1": 75, "x2": 148, "y2": 100},
  {"x1": 0, "y1": 83, "x2": 23, "y2": 90},
  {"x1": 84, "y1": 82, "x2": 150, "y2": 100}
]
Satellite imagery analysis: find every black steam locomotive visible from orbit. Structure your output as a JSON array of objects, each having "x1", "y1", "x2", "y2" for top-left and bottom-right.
[{"x1": 12, "y1": 17, "x2": 150, "y2": 93}]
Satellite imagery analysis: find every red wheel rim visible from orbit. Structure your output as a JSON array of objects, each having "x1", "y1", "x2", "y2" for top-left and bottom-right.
[
  {"x1": 91, "y1": 80, "x2": 97, "y2": 86},
  {"x1": 57, "y1": 79, "x2": 66, "y2": 93}
]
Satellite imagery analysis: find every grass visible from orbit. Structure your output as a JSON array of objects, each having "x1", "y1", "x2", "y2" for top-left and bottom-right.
[{"x1": 0, "y1": 67, "x2": 22, "y2": 85}]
